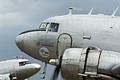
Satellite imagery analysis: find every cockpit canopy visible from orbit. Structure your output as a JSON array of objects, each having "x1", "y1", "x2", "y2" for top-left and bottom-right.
[
  {"x1": 19, "y1": 61, "x2": 31, "y2": 66},
  {"x1": 19, "y1": 22, "x2": 59, "y2": 35},
  {"x1": 39, "y1": 22, "x2": 59, "y2": 32}
]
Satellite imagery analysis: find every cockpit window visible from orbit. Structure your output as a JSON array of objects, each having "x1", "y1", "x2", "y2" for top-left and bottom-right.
[
  {"x1": 39, "y1": 22, "x2": 49, "y2": 31},
  {"x1": 19, "y1": 61, "x2": 31, "y2": 66},
  {"x1": 48, "y1": 23, "x2": 59, "y2": 32}
]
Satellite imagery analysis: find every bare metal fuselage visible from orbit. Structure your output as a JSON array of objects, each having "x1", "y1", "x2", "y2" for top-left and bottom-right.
[
  {"x1": 16, "y1": 14, "x2": 120, "y2": 61},
  {"x1": 16, "y1": 14, "x2": 120, "y2": 80}
]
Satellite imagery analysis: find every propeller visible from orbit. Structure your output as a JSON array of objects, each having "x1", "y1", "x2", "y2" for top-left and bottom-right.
[{"x1": 50, "y1": 56, "x2": 62, "y2": 80}]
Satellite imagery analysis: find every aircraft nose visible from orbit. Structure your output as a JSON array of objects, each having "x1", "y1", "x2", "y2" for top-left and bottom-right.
[
  {"x1": 33, "y1": 63, "x2": 41, "y2": 71},
  {"x1": 29, "y1": 63, "x2": 41, "y2": 74},
  {"x1": 17, "y1": 63, "x2": 41, "y2": 79},
  {"x1": 15, "y1": 34, "x2": 24, "y2": 51}
]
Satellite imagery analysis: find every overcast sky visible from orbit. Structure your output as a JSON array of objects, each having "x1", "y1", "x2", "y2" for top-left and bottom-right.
[{"x1": 0, "y1": 0, "x2": 120, "y2": 80}]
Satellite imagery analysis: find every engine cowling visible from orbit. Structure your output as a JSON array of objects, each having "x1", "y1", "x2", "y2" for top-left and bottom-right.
[
  {"x1": 61, "y1": 46, "x2": 120, "y2": 80},
  {"x1": 0, "y1": 74, "x2": 10, "y2": 80},
  {"x1": 0, "y1": 74, "x2": 18, "y2": 80}
]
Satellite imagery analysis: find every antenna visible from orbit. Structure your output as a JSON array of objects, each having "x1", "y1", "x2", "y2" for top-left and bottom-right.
[
  {"x1": 72, "y1": 7, "x2": 83, "y2": 11},
  {"x1": 88, "y1": 8, "x2": 94, "y2": 15},
  {"x1": 68, "y1": 7, "x2": 73, "y2": 15},
  {"x1": 112, "y1": 6, "x2": 119, "y2": 17},
  {"x1": 68, "y1": 7, "x2": 83, "y2": 15}
]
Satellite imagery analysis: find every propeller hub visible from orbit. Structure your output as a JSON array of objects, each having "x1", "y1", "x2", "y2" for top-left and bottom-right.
[{"x1": 49, "y1": 59, "x2": 59, "y2": 66}]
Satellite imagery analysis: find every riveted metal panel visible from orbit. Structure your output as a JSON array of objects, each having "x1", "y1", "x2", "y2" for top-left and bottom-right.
[
  {"x1": 85, "y1": 50, "x2": 101, "y2": 75},
  {"x1": 78, "y1": 47, "x2": 101, "y2": 80},
  {"x1": 57, "y1": 33, "x2": 72, "y2": 56}
]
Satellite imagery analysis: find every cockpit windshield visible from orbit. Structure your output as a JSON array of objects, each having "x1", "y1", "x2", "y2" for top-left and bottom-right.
[
  {"x1": 48, "y1": 23, "x2": 59, "y2": 32},
  {"x1": 39, "y1": 22, "x2": 49, "y2": 31},
  {"x1": 39, "y1": 22, "x2": 59, "y2": 32},
  {"x1": 19, "y1": 61, "x2": 31, "y2": 66}
]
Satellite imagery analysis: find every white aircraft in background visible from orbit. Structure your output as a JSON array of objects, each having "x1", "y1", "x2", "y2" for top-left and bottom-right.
[
  {"x1": 0, "y1": 58, "x2": 41, "y2": 80},
  {"x1": 15, "y1": 7, "x2": 120, "y2": 80}
]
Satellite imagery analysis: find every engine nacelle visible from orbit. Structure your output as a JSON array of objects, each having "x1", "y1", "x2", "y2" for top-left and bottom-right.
[
  {"x1": 0, "y1": 74, "x2": 18, "y2": 80},
  {"x1": 61, "y1": 46, "x2": 120, "y2": 80},
  {"x1": 0, "y1": 74, "x2": 10, "y2": 80}
]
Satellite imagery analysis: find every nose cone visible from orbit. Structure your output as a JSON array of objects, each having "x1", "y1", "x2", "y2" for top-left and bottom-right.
[
  {"x1": 32, "y1": 63, "x2": 41, "y2": 72},
  {"x1": 17, "y1": 63, "x2": 41, "y2": 79},
  {"x1": 27, "y1": 63, "x2": 41, "y2": 76},
  {"x1": 15, "y1": 34, "x2": 24, "y2": 51}
]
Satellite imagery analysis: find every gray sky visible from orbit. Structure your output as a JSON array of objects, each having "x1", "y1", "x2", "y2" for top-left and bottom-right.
[{"x1": 0, "y1": 0, "x2": 120, "y2": 80}]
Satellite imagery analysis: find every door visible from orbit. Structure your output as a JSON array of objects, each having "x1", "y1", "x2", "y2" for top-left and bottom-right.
[{"x1": 57, "y1": 33, "x2": 72, "y2": 56}]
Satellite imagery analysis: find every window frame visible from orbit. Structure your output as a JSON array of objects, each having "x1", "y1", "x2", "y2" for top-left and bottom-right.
[
  {"x1": 48, "y1": 23, "x2": 59, "y2": 32},
  {"x1": 19, "y1": 61, "x2": 31, "y2": 66},
  {"x1": 39, "y1": 22, "x2": 49, "y2": 31}
]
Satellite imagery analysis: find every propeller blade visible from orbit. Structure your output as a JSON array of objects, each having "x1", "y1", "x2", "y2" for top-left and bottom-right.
[
  {"x1": 51, "y1": 66, "x2": 60, "y2": 80},
  {"x1": 51, "y1": 56, "x2": 62, "y2": 80}
]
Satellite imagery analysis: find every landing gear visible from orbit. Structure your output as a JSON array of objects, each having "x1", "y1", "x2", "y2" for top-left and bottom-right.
[
  {"x1": 9, "y1": 73, "x2": 17, "y2": 80},
  {"x1": 40, "y1": 63, "x2": 47, "y2": 80}
]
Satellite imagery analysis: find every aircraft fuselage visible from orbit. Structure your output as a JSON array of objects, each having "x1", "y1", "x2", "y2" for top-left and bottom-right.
[{"x1": 16, "y1": 14, "x2": 120, "y2": 63}]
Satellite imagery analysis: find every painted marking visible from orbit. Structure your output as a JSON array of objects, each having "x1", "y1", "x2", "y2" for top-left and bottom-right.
[
  {"x1": 42, "y1": 44, "x2": 54, "y2": 47},
  {"x1": 39, "y1": 47, "x2": 50, "y2": 58}
]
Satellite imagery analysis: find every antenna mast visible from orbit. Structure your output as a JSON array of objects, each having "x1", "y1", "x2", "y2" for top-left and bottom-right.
[
  {"x1": 88, "y1": 8, "x2": 94, "y2": 15},
  {"x1": 68, "y1": 7, "x2": 83, "y2": 15},
  {"x1": 68, "y1": 7, "x2": 73, "y2": 15},
  {"x1": 112, "y1": 7, "x2": 119, "y2": 17}
]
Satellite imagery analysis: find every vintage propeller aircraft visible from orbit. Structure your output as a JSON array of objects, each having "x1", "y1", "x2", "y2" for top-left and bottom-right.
[
  {"x1": 0, "y1": 58, "x2": 41, "y2": 80},
  {"x1": 15, "y1": 7, "x2": 120, "y2": 80}
]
